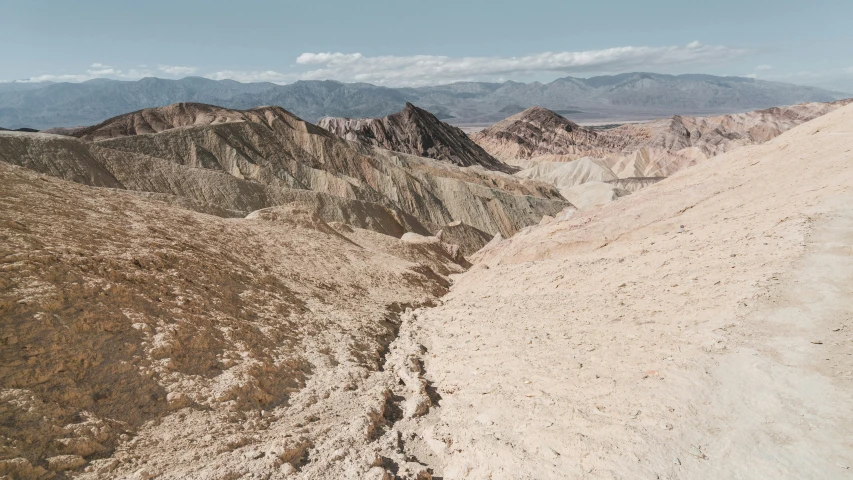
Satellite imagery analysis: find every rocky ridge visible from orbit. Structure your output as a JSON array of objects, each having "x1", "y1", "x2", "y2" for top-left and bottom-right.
[
  {"x1": 3, "y1": 103, "x2": 569, "y2": 239},
  {"x1": 318, "y1": 103, "x2": 514, "y2": 173}
]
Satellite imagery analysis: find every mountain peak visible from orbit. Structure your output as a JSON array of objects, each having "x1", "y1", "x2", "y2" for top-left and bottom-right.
[
  {"x1": 495, "y1": 106, "x2": 584, "y2": 133},
  {"x1": 318, "y1": 105, "x2": 515, "y2": 173},
  {"x1": 473, "y1": 106, "x2": 599, "y2": 162}
]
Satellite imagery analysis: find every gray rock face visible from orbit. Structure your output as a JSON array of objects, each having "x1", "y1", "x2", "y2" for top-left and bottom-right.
[{"x1": 318, "y1": 103, "x2": 514, "y2": 172}]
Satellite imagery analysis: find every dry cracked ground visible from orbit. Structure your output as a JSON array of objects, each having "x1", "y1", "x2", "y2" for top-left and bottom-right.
[{"x1": 2, "y1": 104, "x2": 853, "y2": 480}]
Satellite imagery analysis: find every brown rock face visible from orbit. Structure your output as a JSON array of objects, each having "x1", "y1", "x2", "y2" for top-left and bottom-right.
[
  {"x1": 472, "y1": 106, "x2": 604, "y2": 162},
  {"x1": 318, "y1": 103, "x2": 515, "y2": 173}
]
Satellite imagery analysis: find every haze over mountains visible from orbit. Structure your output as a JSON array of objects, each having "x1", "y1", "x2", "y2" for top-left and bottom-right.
[{"x1": 1, "y1": 72, "x2": 848, "y2": 129}]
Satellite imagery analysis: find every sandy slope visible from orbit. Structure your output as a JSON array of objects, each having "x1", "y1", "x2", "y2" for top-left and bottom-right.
[{"x1": 389, "y1": 104, "x2": 853, "y2": 479}]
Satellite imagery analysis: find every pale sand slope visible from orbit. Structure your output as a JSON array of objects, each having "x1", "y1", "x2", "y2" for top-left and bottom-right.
[
  {"x1": 396, "y1": 104, "x2": 853, "y2": 478},
  {"x1": 559, "y1": 181, "x2": 630, "y2": 211}
]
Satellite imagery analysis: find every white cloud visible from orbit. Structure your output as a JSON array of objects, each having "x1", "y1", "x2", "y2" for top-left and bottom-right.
[
  {"x1": 204, "y1": 70, "x2": 296, "y2": 83},
  {"x1": 290, "y1": 41, "x2": 753, "y2": 86},
  {"x1": 158, "y1": 65, "x2": 198, "y2": 76},
  {"x1": 12, "y1": 64, "x2": 153, "y2": 83},
  {"x1": 6, "y1": 42, "x2": 756, "y2": 87},
  {"x1": 755, "y1": 64, "x2": 773, "y2": 71}
]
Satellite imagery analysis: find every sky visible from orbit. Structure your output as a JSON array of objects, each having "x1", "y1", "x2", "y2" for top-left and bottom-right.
[{"x1": 2, "y1": 0, "x2": 852, "y2": 91}]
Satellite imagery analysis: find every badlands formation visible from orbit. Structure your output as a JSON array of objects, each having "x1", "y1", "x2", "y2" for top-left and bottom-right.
[
  {"x1": 318, "y1": 104, "x2": 514, "y2": 173},
  {"x1": 471, "y1": 99, "x2": 853, "y2": 209},
  {"x1": 0, "y1": 97, "x2": 852, "y2": 479}
]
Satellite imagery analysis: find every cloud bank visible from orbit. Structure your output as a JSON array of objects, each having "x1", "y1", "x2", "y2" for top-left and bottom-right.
[
  {"x1": 286, "y1": 42, "x2": 751, "y2": 86},
  {"x1": 158, "y1": 65, "x2": 198, "y2": 76},
  {"x1": 6, "y1": 42, "x2": 754, "y2": 87}
]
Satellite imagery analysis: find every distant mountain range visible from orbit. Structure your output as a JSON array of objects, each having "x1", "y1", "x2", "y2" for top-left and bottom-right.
[{"x1": 0, "y1": 73, "x2": 848, "y2": 129}]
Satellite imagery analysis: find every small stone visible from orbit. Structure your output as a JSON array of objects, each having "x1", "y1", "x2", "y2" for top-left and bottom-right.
[
  {"x1": 133, "y1": 468, "x2": 154, "y2": 479},
  {"x1": 674, "y1": 457, "x2": 681, "y2": 465},
  {"x1": 280, "y1": 463, "x2": 296, "y2": 476},
  {"x1": 365, "y1": 466, "x2": 393, "y2": 480},
  {"x1": 46, "y1": 455, "x2": 86, "y2": 472},
  {"x1": 811, "y1": 340, "x2": 824, "y2": 344},
  {"x1": 688, "y1": 446, "x2": 706, "y2": 459},
  {"x1": 166, "y1": 391, "x2": 192, "y2": 409}
]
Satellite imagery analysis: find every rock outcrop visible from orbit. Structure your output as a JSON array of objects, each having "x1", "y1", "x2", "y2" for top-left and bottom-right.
[{"x1": 318, "y1": 103, "x2": 515, "y2": 173}]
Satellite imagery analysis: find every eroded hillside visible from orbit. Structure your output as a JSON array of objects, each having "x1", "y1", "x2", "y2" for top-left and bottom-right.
[
  {"x1": 0, "y1": 161, "x2": 468, "y2": 479},
  {"x1": 387, "y1": 102, "x2": 853, "y2": 479},
  {"x1": 3, "y1": 103, "x2": 569, "y2": 240}
]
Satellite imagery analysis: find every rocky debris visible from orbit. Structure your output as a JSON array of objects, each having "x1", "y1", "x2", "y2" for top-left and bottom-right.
[
  {"x1": 0, "y1": 457, "x2": 49, "y2": 478},
  {"x1": 605, "y1": 177, "x2": 664, "y2": 193},
  {"x1": 319, "y1": 103, "x2": 515, "y2": 173},
  {"x1": 46, "y1": 454, "x2": 86, "y2": 472}
]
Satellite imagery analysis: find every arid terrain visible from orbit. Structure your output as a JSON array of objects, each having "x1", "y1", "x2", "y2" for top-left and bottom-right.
[{"x1": 1, "y1": 95, "x2": 852, "y2": 480}]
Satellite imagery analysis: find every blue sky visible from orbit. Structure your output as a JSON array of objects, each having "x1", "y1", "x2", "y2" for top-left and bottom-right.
[{"x1": 2, "y1": 0, "x2": 852, "y2": 91}]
